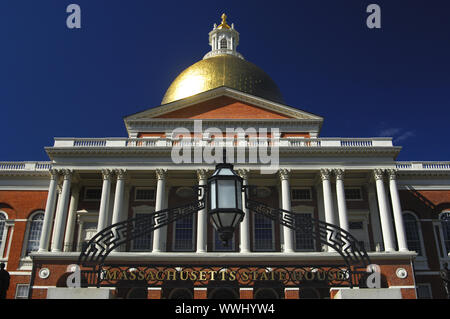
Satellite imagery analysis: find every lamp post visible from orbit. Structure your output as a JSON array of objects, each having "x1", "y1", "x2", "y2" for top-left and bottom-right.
[{"x1": 207, "y1": 162, "x2": 244, "y2": 246}]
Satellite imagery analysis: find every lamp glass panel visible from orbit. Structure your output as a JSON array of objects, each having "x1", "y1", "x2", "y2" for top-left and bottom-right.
[
  {"x1": 210, "y1": 180, "x2": 216, "y2": 210},
  {"x1": 217, "y1": 180, "x2": 236, "y2": 209},
  {"x1": 218, "y1": 212, "x2": 236, "y2": 228}
]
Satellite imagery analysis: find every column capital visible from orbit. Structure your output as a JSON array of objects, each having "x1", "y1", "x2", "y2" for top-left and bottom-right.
[
  {"x1": 156, "y1": 168, "x2": 167, "y2": 180},
  {"x1": 101, "y1": 169, "x2": 113, "y2": 180},
  {"x1": 320, "y1": 168, "x2": 332, "y2": 181},
  {"x1": 237, "y1": 168, "x2": 249, "y2": 180},
  {"x1": 196, "y1": 169, "x2": 209, "y2": 181},
  {"x1": 278, "y1": 168, "x2": 290, "y2": 181},
  {"x1": 49, "y1": 169, "x2": 59, "y2": 180},
  {"x1": 334, "y1": 169, "x2": 345, "y2": 181},
  {"x1": 115, "y1": 169, "x2": 127, "y2": 180},
  {"x1": 61, "y1": 169, "x2": 73, "y2": 180},
  {"x1": 387, "y1": 169, "x2": 398, "y2": 180},
  {"x1": 373, "y1": 169, "x2": 385, "y2": 181}
]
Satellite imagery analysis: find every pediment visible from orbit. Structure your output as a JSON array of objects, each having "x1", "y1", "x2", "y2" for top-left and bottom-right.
[{"x1": 124, "y1": 87, "x2": 322, "y2": 122}]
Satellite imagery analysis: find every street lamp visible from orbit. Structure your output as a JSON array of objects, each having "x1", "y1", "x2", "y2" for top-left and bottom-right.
[{"x1": 207, "y1": 162, "x2": 244, "y2": 246}]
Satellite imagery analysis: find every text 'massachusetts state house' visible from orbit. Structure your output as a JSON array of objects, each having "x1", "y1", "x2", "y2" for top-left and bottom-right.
[{"x1": 1, "y1": 14, "x2": 449, "y2": 299}]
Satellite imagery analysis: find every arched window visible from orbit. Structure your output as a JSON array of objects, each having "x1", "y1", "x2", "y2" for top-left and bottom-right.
[
  {"x1": 0, "y1": 212, "x2": 7, "y2": 255},
  {"x1": 25, "y1": 211, "x2": 44, "y2": 255},
  {"x1": 220, "y1": 38, "x2": 228, "y2": 49},
  {"x1": 403, "y1": 212, "x2": 423, "y2": 256},
  {"x1": 440, "y1": 211, "x2": 450, "y2": 255}
]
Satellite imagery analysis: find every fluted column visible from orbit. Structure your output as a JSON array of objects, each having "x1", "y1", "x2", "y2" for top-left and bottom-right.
[
  {"x1": 388, "y1": 169, "x2": 409, "y2": 251},
  {"x1": 238, "y1": 169, "x2": 250, "y2": 253},
  {"x1": 63, "y1": 184, "x2": 80, "y2": 252},
  {"x1": 320, "y1": 169, "x2": 336, "y2": 252},
  {"x1": 152, "y1": 169, "x2": 167, "y2": 252},
  {"x1": 196, "y1": 169, "x2": 208, "y2": 253},
  {"x1": 97, "y1": 169, "x2": 113, "y2": 233},
  {"x1": 373, "y1": 169, "x2": 396, "y2": 252},
  {"x1": 39, "y1": 169, "x2": 59, "y2": 252},
  {"x1": 335, "y1": 169, "x2": 349, "y2": 232},
  {"x1": 279, "y1": 169, "x2": 294, "y2": 252},
  {"x1": 51, "y1": 169, "x2": 73, "y2": 252}
]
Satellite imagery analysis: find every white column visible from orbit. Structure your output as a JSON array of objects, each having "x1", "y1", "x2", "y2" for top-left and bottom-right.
[
  {"x1": 366, "y1": 183, "x2": 384, "y2": 251},
  {"x1": 51, "y1": 169, "x2": 73, "y2": 252},
  {"x1": 279, "y1": 169, "x2": 294, "y2": 253},
  {"x1": 63, "y1": 184, "x2": 80, "y2": 252},
  {"x1": 152, "y1": 169, "x2": 167, "y2": 252},
  {"x1": 97, "y1": 169, "x2": 113, "y2": 233},
  {"x1": 388, "y1": 169, "x2": 409, "y2": 251},
  {"x1": 196, "y1": 169, "x2": 208, "y2": 253},
  {"x1": 111, "y1": 169, "x2": 127, "y2": 225},
  {"x1": 238, "y1": 169, "x2": 250, "y2": 253},
  {"x1": 111, "y1": 169, "x2": 127, "y2": 252},
  {"x1": 39, "y1": 169, "x2": 59, "y2": 252},
  {"x1": 320, "y1": 169, "x2": 336, "y2": 252},
  {"x1": 373, "y1": 169, "x2": 396, "y2": 252},
  {"x1": 335, "y1": 169, "x2": 349, "y2": 232}
]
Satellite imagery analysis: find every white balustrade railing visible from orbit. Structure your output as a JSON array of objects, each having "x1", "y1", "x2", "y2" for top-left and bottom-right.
[
  {"x1": 396, "y1": 162, "x2": 450, "y2": 170},
  {"x1": 53, "y1": 137, "x2": 394, "y2": 148},
  {"x1": 0, "y1": 162, "x2": 52, "y2": 171}
]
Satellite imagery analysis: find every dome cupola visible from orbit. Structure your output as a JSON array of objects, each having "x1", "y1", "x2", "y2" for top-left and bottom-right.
[{"x1": 161, "y1": 14, "x2": 284, "y2": 105}]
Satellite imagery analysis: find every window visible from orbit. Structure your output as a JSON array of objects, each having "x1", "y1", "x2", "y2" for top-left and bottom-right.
[
  {"x1": 295, "y1": 213, "x2": 315, "y2": 251},
  {"x1": 253, "y1": 214, "x2": 274, "y2": 251},
  {"x1": 220, "y1": 38, "x2": 228, "y2": 49},
  {"x1": 173, "y1": 215, "x2": 194, "y2": 251},
  {"x1": 25, "y1": 212, "x2": 44, "y2": 255},
  {"x1": 0, "y1": 212, "x2": 6, "y2": 255},
  {"x1": 84, "y1": 187, "x2": 101, "y2": 201},
  {"x1": 403, "y1": 212, "x2": 423, "y2": 256},
  {"x1": 15, "y1": 284, "x2": 29, "y2": 299},
  {"x1": 349, "y1": 221, "x2": 363, "y2": 230},
  {"x1": 132, "y1": 213, "x2": 153, "y2": 251},
  {"x1": 213, "y1": 229, "x2": 234, "y2": 251},
  {"x1": 344, "y1": 188, "x2": 362, "y2": 200},
  {"x1": 135, "y1": 188, "x2": 155, "y2": 201},
  {"x1": 291, "y1": 188, "x2": 312, "y2": 201},
  {"x1": 440, "y1": 211, "x2": 450, "y2": 255},
  {"x1": 416, "y1": 284, "x2": 432, "y2": 299}
]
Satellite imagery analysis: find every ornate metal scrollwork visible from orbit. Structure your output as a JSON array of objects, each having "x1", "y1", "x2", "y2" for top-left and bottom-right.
[
  {"x1": 245, "y1": 197, "x2": 371, "y2": 269},
  {"x1": 78, "y1": 186, "x2": 206, "y2": 266}
]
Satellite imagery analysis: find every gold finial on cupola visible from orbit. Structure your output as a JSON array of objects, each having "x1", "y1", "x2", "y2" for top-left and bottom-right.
[{"x1": 217, "y1": 13, "x2": 231, "y2": 29}]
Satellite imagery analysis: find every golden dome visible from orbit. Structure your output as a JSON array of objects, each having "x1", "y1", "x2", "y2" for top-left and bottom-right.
[{"x1": 161, "y1": 55, "x2": 284, "y2": 104}]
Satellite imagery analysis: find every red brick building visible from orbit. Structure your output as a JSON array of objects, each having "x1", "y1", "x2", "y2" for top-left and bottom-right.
[{"x1": 0, "y1": 14, "x2": 449, "y2": 299}]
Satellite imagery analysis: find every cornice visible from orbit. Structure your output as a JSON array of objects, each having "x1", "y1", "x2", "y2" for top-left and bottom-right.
[{"x1": 45, "y1": 146, "x2": 402, "y2": 158}]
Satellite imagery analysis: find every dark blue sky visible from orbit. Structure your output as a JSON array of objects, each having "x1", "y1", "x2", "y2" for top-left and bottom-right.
[{"x1": 1, "y1": 0, "x2": 449, "y2": 161}]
